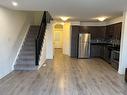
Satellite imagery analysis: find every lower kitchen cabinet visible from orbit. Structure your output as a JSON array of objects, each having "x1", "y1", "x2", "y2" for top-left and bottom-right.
[
  {"x1": 90, "y1": 45, "x2": 102, "y2": 57},
  {"x1": 90, "y1": 45, "x2": 111, "y2": 63},
  {"x1": 103, "y1": 46, "x2": 112, "y2": 63},
  {"x1": 100, "y1": 45, "x2": 104, "y2": 58}
]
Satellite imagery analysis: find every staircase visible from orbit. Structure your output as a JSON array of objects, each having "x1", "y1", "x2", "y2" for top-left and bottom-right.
[
  {"x1": 14, "y1": 11, "x2": 52, "y2": 71},
  {"x1": 14, "y1": 26, "x2": 39, "y2": 70}
]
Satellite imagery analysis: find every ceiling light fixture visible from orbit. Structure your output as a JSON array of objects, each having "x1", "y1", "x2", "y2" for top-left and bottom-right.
[
  {"x1": 60, "y1": 16, "x2": 69, "y2": 21},
  {"x1": 98, "y1": 17, "x2": 107, "y2": 22},
  {"x1": 12, "y1": 1, "x2": 18, "y2": 7}
]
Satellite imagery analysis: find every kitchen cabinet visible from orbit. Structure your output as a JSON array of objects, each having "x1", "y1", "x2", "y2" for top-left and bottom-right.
[
  {"x1": 71, "y1": 22, "x2": 122, "y2": 59},
  {"x1": 103, "y1": 46, "x2": 111, "y2": 63},
  {"x1": 90, "y1": 45, "x2": 101, "y2": 57},
  {"x1": 106, "y1": 22, "x2": 122, "y2": 40},
  {"x1": 80, "y1": 26, "x2": 90, "y2": 33},
  {"x1": 90, "y1": 26, "x2": 106, "y2": 40},
  {"x1": 80, "y1": 26, "x2": 106, "y2": 39},
  {"x1": 71, "y1": 26, "x2": 80, "y2": 58},
  {"x1": 71, "y1": 26, "x2": 106, "y2": 58},
  {"x1": 100, "y1": 45, "x2": 104, "y2": 58},
  {"x1": 114, "y1": 22, "x2": 122, "y2": 40},
  {"x1": 90, "y1": 44, "x2": 104, "y2": 58},
  {"x1": 106, "y1": 25, "x2": 114, "y2": 39}
]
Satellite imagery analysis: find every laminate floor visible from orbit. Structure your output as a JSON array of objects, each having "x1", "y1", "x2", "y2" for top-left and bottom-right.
[{"x1": 0, "y1": 49, "x2": 127, "y2": 95}]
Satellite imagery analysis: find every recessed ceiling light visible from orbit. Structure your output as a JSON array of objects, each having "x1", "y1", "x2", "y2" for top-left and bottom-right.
[
  {"x1": 12, "y1": 1, "x2": 18, "y2": 7},
  {"x1": 97, "y1": 17, "x2": 107, "y2": 22},
  {"x1": 60, "y1": 16, "x2": 69, "y2": 21}
]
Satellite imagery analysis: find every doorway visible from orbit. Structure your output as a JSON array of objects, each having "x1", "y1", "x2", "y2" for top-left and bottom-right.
[
  {"x1": 53, "y1": 23, "x2": 63, "y2": 53},
  {"x1": 53, "y1": 30, "x2": 63, "y2": 49},
  {"x1": 53, "y1": 22, "x2": 71, "y2": 56}
]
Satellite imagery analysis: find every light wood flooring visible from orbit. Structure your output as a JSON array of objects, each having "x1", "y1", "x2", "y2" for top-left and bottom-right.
[{"x1": 0, "y1": 49, "x2": 127, "y2": 95}]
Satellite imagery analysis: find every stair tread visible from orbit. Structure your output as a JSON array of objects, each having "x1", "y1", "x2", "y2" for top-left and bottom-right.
[
  {"x1": 15, "y1": 25, "x2": 39, "y2": 71},
  {"x1": 17, "y1": 58, "x2": 35, "y2": 61},
  {"x1": 16, "y1": 61, "x2": 35, "y2": 65},
  {"x1": 14, "y1": 65, "x2": 37, "y2": 71}
]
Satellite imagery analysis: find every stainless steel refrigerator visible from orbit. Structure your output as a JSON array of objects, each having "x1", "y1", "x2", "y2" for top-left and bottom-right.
[{"x1": 78, "y1": 33, "x2": 91, "y2": 58}]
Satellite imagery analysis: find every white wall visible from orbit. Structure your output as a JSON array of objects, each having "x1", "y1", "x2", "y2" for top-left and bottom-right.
[
  {"x1": 0, "y1": 6, "x2": 34, "y2": 79},
  {"x1": 80, "y1": 21, "x2": 107, "y2": 26},
  {"x1": 46, "y1": 23, "x2": 54, "y2": 59},
  {"x1": 70, "y1": 21, "x2": 80, "y2": 26},
  {"x1": 118, "y1": 11, "x2": 127, "y2": 74},
  {"x1": 33, "y1": 11, "x2": 44, "y2": 25},
  {"x1": 71, "y1": 16, "x2": 123, "y2": 26},
  {"x1": 63, "y1": 22, "x2": 71, "y2": 56},
  {"x1": 38, "y1": 36, "x2": 46, "y2": 69},
  {"x1": 71, "y1": 21, "x2": 106, "y2": 26},
  {"x1": 38, "y1": 23, "x2": 53, "y2": 68},
  {"x1": 106, "y1": 17, "x2": 123, "y2": 25}
]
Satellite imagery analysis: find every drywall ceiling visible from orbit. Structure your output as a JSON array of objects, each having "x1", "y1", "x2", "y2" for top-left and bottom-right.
[{"x1": 0, "y1": 0, "x2": 127, "y2": 21}]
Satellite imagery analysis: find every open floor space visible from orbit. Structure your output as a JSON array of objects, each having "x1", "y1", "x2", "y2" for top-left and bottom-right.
[{"x1": 0, "y1": 49, "x2": 127, "y2": 95}]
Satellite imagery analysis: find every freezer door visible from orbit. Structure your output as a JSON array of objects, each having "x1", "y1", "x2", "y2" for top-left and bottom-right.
[
  {"x1": 78, "y1": 43, "x2": 90, "y2": 58},
  {"x1": 79, "y1": 33, "x2": 91, "y2": 43}
]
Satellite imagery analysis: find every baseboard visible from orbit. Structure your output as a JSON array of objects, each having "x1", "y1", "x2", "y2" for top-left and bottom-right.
[
  {"x1": 38, "y1": 59, "x2": 47, "y2": 70},
  {"x1": 118, "y1": 69, "x2": 125, "y2": 75},
  {"x1": 0, "y1": 69, "x2": 13, "y2": 79}
]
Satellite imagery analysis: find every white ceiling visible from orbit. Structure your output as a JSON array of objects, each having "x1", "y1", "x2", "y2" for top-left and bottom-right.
[{"x1": 0, "y1": 0, "x2": 127, "y2": 21}]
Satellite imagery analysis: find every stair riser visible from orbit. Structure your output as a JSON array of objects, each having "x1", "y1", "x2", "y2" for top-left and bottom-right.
[{"x1": 15, "y1": 26, "x2": 39, "y2": 71}]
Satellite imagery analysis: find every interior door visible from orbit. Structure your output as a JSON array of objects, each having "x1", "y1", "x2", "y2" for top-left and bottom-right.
[{"x1": 53, "y1": 30, "x2": 63, "y2": 48}]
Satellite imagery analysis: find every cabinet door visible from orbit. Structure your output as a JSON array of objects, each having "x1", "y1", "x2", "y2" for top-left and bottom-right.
[
  {"x1": 103, "y1": 46, "x2": 111, "y2": 63},
  {"x1": 100, "y1": 45, "x2": 104, "y2": 58},
  {"x1": 80, "y1": 26, "x2": 90, "y2": 33},
  {"x1": 106, "y1": 25, "x2": 114, "y2": 39},
  {"x1": 90, "y1": 45, "x2": 101, "y2": 57},
  {"x1": 90, "y1": 26, "x2": 106, "y2": 40},
  {"x1": 114, "y1": 23, "x2": 122, "y2": 40},
  {"x1": 71, "y1": 26, "x2": 80, "y2": 58}
]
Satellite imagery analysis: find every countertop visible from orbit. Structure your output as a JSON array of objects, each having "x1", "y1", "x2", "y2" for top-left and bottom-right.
[{"x1": 90, "y1": 40, "x2": 120, "y2": 51}]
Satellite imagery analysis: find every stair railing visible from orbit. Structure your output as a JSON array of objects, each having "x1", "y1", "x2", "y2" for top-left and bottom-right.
[{"x1": 35, "y1": 11, "x2": 52, "y2": 65}]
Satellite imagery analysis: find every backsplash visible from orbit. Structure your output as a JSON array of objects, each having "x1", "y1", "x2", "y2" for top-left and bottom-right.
[{"x1": 91, "y1": 39, "x2": 121, "y2": 46}]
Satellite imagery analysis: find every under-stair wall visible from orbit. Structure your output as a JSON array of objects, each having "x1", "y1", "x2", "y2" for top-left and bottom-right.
[
  {"x1": 38, "y1": 32, "x2": 47, "y2": 69},
  {"x1": 46, "y1": 23, "x2": 54, "y2": 59},
  {"x1": 38, "y1": 23, "x2": 54, "y2": 69}
]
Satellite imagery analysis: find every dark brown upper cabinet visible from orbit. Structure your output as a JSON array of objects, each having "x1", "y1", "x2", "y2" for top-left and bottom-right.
[
  {"x1": 114, "y1": 22, "x2": 122, "y2": 40},
  {"x1": 80, "y1": 26, "x2": 90, "y2": 33},
  {"x1": 80, "y1": 26, "x2": 106, "y2": 39},
  {"x1": 90, "y1": 26, "x2": 106, "y2": 40},
  {"x1": 106, "y1": 22, "x2": 122, "y2": 40},
  {"x1": 106, "y1": 25, "x2": 114, "y2": 39}
]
